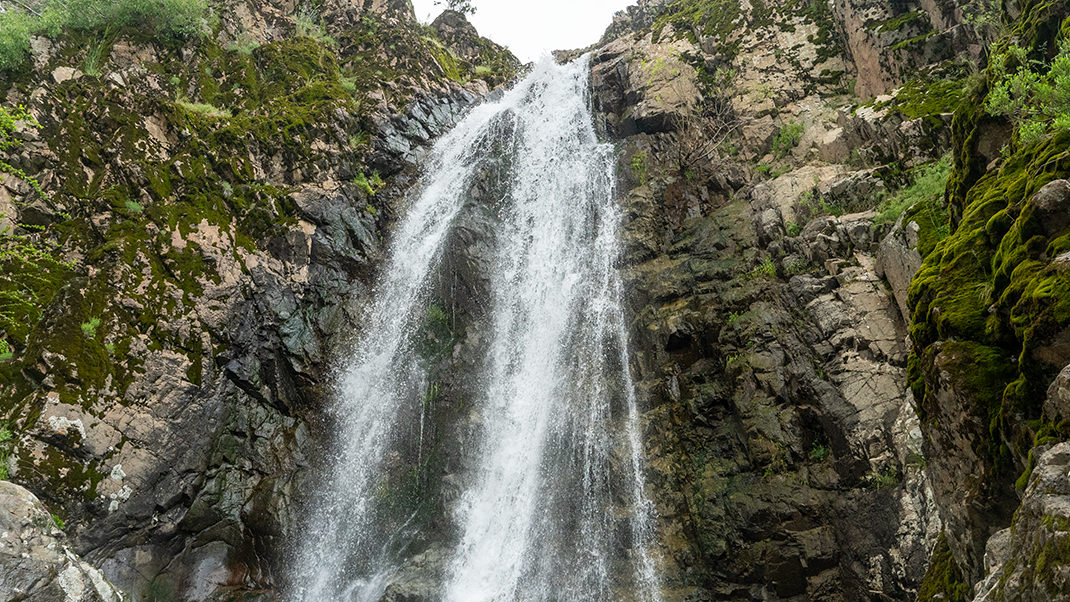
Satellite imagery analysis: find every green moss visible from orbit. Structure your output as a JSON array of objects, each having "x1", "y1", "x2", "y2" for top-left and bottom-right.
[
  {"x1": 652, "y1": 0, "x2": 742, "y2": 56},
  {"x1": 918, "y1": 533, "x2": 971, "y2": 602},
  {"x1": 908, "y1": 1, "x2": 1070, "y2": 508},
  {"x1": 867, "y1": 10, "x2": 926, "y2": 33},
  {"x1": 892, "y1": 31, "x2": 937, "y2": 51}
]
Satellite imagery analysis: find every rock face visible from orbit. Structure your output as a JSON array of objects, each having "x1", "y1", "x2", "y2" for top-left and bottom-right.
[
  {"x1": 971, "y1": 441, "x2": 1070, "y2": 601},
  {"x1": 0, "y1": 1, "x2": 517, "y2": 599},
  {"x1": 0, "y1": 481, "x2": 122, "y2": 602},
  {"x1": 585, "y1": 0, "x2": 967, "y2": 597}
]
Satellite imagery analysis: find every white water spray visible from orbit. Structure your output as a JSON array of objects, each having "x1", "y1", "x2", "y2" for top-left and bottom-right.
[{"x1": 291, "y1": 56, "x2": 659, "y2": 602}]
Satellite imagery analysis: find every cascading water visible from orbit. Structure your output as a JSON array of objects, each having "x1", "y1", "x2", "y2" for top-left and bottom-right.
[{"x1": 291, "y1": 56, "x2": 659, "y2": 602}]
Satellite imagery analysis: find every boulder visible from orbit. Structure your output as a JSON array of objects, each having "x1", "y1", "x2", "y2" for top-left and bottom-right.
[
  {"x1": 876, "y1": 214, "x2": 923, "y2": 322},
  {"x1": 0, "y1": 481, "x2": 122, "y2": 602},
  {"x1": 1046, "y1": 363, "x2": 1070, "y2": 424},
  {"x1": 1028, "y1": 179, "x2": 1070, "y2": 237}
]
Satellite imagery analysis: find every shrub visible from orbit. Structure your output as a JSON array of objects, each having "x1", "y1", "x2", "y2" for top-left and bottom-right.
[
  {"x1": 294, "y1": 5, "x2": 335, "y2": 46},
  {"x1": 808, "y1": 442, "x2": 829, "y2": 462},
  {"x1": 750, "y1": 256, "x2": 776, "y2": 279},
  {"x1": 986, "y1": 38, "x2": 1070, "y2": 148},
  {"x1": 771, "y1": 120, "x2": 804, "y2": 158},
  {"x1": 354, "y1": 171, "x2": 383, "y2": 196},
  {"x1": 0, "y1": 10, "x2": 36, "y2": 72},
  {"x1": 874, "y1": 154, "x2": 952, "y2": 225},
  {"x1": 630, "y1": 150, "x2": 648, "y2": 185},
  {"x1": 0, "y1": 425, "x2": 12, "y2": 480},
  {"x1": 437, "y1": 0, "x2": 476, "y2": 15},
  {"x1": 82, "y1": 37, "x2": 108, "y2": 77},
  {"x1": 0, "y1": 104, "x2": 45, "y2": 198},
  {"x1": 80, "y1": 317, "x2": 100, "y2": 338},
  {"x1": 226, "y1": 33, "x2": 260, "y2": 55}
]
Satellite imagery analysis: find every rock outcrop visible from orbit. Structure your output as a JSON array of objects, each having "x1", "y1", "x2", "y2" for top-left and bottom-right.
[
  {"x1": 971, "y1": 439, "x2": 1070, "y2": 602},
  {"x1": 0, "y1": 480, "x2": 122, "y2": 602},
  {"x1": 1, "y1": 0, "x2": 1068, "y2": 599}
]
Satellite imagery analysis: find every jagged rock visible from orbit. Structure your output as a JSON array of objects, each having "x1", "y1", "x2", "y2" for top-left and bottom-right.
[
  {"x1": 876, "y1": 214, "x2": 922, "y2": 322},
  {"x1": 1045, "y1": 363, "x2": 1070, "y2": 424},
  {"x1": 0, "y1": 481, "x2": 122, "y2": 602},
  {"x1": 1028, "y1": 179, "x2": 1070, "y2": 237},
  {"x1": 589, "y1": 34, "x2": 701, "y2": 137},
  {"x1": 0, "y1": 3, "x2": 517, "y2": 599},
  {"x1": 970, "y1": 442, "x2": 1070, "y2": 601},
  {"x1": 919, "y1": 342, "x2": 1019, "y2": 586}
]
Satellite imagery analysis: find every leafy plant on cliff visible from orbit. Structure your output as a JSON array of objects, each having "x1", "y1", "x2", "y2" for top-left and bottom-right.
[
  {"x1": 80, "y1": 317, "x2": 101, "y2": 339},
  {"x1": 0, "y1": 0, "x2": 211, "y2": 70},
  {"x1": 986, "y1": 38, "x2": 1070, "y2": 149},
  {"x1": 0, "y1": 104, "x2": 45, "y2": 199},
  {"x1": 771, "y1": 120, "x2": 804, "y2": 159},
  {"x1": 0, "y1": 425, "x2": 12, "y2": 480},
  {"x1": 435, "y1": 0, "x2": 476, "y2": 15},
  {"x1": 630, "y1": 151, "x2": 649, "y2": 186},
  {"x1": 874, "y1": 154, "x2": 952, "y2": 226},
  {"x1": 354, "y1": 171, "x2": 384, "y2": 196},
  {"x1": 295, "y1": 4, "x2": 336, "y2": 47}
]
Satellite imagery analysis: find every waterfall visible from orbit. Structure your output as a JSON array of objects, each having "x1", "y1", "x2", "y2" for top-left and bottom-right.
[{"x1": 290, "y1": 56, "x2": 659, "y2": 602}]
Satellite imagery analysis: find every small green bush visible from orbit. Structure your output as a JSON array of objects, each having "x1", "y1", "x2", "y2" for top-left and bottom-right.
[
  {"x1": 874, "y1": 155, "x2": 952, "y2": 225},
  {"x1": 226, "y1": 33, "x2": 260, "y2": 55},
  {"x1": 771, "y1": 120, "x2": 805, "y2": 158},
  {"x1": 0, "y1": 10, "x2": 36, "y2": 72},
  {"x1": 809, "y1": 442, "x2": 829, "y2": 462},
  {"x1": 0, "y1": 104, "x2": 45, "y2": 198},
  {"x1": 0, "y1": 0, "x2": 210, "y2": 71},
  {"x1": 986, "y1": 39, "x2": 1070, "y2": 148},
  {"x1": 354, "y1": 171, "x2": 384, "y2": 196},
  {"x1": 80, "y1": 317, "x2": 101, "y2": 338},
  {"x1": 0, "y1": 425, "x2": 12, "y2": 480},
  {"x1": 295, "y1": 6, "x2": 335, "y2": 46},
  {"x1": 750, "y1": 256, "x2": 776, "y2": 279},
  {"x1": 630, "y1": 150, "x2": 648, "y2": 185}
]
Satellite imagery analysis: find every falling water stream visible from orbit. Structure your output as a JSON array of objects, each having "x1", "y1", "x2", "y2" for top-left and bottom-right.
[{"x1": 291, "y1": 56, "x2": 659, "y2": 602}]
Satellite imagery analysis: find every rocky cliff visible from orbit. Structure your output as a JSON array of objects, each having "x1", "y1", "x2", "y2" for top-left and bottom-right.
[
  {"x1": 0, "y1": 1, "x2": 517, "y2": 599},
  {"x1": 587, "y1": 0, "x2": 1070, "y2": 600},
  {"x1": 0, "y1": 0, "x2": 1069, "y2": 600}
]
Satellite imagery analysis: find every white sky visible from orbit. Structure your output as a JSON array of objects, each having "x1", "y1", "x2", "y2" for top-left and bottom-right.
[{"x1": 410, "y1": 0, "x2": 636, "y2": 63}]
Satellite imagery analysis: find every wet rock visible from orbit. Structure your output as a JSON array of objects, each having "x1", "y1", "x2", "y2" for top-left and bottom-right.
[{"x1": 1045, "y1": 363, "x2": 1070, "y2": 424}]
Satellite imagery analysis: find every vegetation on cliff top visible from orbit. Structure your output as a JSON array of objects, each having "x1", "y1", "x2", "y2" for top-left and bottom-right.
[{"x1": 0, "y1": 0, "x2": 210, "y2": 70}]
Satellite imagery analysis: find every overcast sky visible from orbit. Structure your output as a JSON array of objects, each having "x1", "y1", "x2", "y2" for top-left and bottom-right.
[{"x1": 410, "y1": 0, "x2": 635, "y2": 63}]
